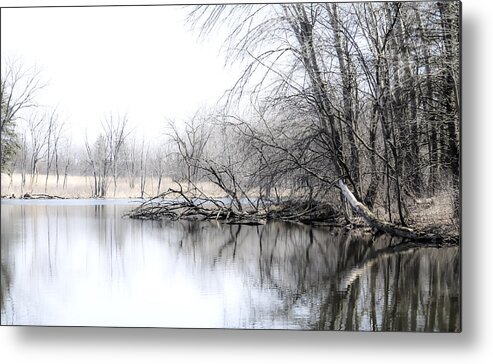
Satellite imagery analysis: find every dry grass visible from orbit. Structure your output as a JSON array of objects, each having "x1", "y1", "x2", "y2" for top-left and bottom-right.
[
  {"x1": 0, "y1": 173, "x2": 225, "y2": 199},
  {"x1": 407, "y1": 192, "x2": 459, "y2": 236},
  {"x1": 355, "y1": 189, "x2": 459, "y2": 237}
]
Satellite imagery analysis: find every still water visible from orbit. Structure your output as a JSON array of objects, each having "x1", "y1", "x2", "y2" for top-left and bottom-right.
[{"x1": 1, "y1": 200, "x2": 460, "y2": 331}]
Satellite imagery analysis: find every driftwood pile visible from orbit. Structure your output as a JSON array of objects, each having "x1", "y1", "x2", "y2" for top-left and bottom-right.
[{"x1": 21, "y1": 193, "x2": 66, "y2": 199}]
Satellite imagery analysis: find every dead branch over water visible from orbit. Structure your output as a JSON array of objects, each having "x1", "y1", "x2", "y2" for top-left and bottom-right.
[{"x1": 125, "y1": 185, "x2": 340, "y2": 226}]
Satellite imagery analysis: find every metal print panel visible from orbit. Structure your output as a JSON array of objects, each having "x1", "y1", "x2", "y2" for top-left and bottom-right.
[{"x1": 0, "y1": 1, "x2": 461, "y2": 331}]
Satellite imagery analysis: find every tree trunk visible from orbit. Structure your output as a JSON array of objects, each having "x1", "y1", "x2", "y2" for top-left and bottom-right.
[
  {"x1": 329, "y1": 3, "x2": 361, "y2": 195},
  {"x1": 338, "y1": 179, "x2": 418, "y2": 239}
]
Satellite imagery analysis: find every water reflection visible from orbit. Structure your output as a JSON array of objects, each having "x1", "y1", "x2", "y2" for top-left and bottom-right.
[{"x1": 0, "y1": 201, "x2": 460, "y2": 331}]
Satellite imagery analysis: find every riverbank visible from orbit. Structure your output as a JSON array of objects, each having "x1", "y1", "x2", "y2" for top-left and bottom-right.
[{"x1": 125, "y1": 187, "x2": 459, "y2": 245}]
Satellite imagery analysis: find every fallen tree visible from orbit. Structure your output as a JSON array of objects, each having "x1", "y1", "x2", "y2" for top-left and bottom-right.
[{"x1": 338, "y1": 179, "x2": 459, "y2": 245}]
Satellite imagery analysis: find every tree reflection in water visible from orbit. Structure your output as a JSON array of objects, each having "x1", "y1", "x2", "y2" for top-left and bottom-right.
[
  {"x1": 1, "y1": 202, "x2": 459, "y2": 331},
  {"x1": 168, "y1": 221, "x2": 460, "y2": 332}
]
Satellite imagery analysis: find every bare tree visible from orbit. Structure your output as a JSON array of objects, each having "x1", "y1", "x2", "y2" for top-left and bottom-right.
[
  {"x1": 150, "y1": 144, "x2": 170, "y2": 195},
  {"x1": 60, "y1": 138, "x2": 72, "y2": 190},
  {"x1": 101, "y1": 113, "x2": 130, "y2": 196},
  {"x1": 25, "y1": 111, "x2": 51, "y2": 190},
  {"x1": 166, "y1": 112, "x2": 211, "y2": 190},
  {"x1": 83, "y1": 114, "x2": 130, "y2": 197},
  {"x1": 85, "y1": 134, "x2": 109, "y2": 197},
  {"x1": 138, "y1": 138, "x2": 149, "y2": 198},
  {"x1": 43, "y1": 109, "x2": 64, "y2": 192},
  {"x1": 1, "y1": 59, "x2": 44, "y2": 173}
]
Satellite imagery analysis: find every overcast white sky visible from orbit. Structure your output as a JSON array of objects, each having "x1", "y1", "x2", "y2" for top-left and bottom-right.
[{"x1": 1, "y1": 5, "x2": 240, "y2": 145}]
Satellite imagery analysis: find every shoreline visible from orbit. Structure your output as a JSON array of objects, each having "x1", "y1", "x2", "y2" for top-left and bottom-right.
[{"x1": 1, "y1": 192, "x2": 459, "y2": 245}]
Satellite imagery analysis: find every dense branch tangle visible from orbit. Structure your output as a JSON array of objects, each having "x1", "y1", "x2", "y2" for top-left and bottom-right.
[{"x1": 126, "y1": 183, "x2": 340, "y2": 226}]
